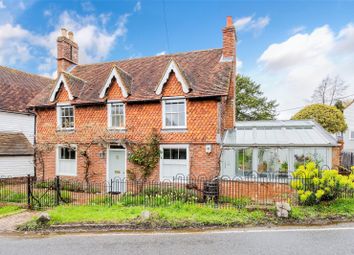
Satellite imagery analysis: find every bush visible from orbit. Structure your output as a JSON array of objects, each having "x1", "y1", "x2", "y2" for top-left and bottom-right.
[
  {"x1": 291, "y1": 162, "x2": 354, "y2": 205},
  {"x1": 291, "y1": 104, "x2": 347, "y2": 133}
]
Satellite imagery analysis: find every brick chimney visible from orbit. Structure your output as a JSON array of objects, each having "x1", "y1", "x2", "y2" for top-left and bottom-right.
[
  {"x1": 222, "y1": 16, "x2": 236, "y2": 61},
  {"x1": 57, "y1": 28, "x2": 79, "y2": 73}
]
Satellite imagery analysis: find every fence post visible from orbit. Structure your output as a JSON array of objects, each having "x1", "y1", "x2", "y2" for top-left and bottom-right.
[
  {"x1": 110, "y1": 179, "x2": 113, "y2": 207},
  {"x1": 55, "y1": 176, "x2": 60, "y2": 206},
  {"x1": 27, "y1": 174, "x2": 31, "y2": 209}
]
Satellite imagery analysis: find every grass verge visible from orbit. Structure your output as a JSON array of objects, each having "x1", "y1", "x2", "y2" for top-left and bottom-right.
[
  {"x1": 19, "y1": 197, "x2": 354, "y2": 231},
  {"x1": 0, "y1": 205, "x2": 23, "y2": 218}
]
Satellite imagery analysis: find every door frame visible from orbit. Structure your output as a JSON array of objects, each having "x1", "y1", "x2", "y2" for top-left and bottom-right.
[{"x1": 106, "y1": 144, "x2": 127, "y2": 185}]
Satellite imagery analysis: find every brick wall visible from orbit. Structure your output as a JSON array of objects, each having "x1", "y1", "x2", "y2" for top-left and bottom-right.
[{"x1": 35, "y1": 70, "x2": 231, "y2": 182}]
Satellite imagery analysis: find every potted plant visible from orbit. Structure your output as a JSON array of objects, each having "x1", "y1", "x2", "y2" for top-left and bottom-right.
[{"x1": 278, "y1": 161, "x2": 288, "y2": 178}]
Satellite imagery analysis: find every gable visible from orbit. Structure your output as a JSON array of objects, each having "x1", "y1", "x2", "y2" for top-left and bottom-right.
[
  {"x1": 56, "y1": 85, "x2": 71, "y2": 102},
  {"x1": 161, "y1": 71, "x2": 186, "y2": 97},
  {"x1": 49, "y1": 74, "x2": 74, "y2": 102},
  {"x1": 155, "y1": 59, "x2": 190, "y2": 95},
  {"x1": 106, "y1": 78, "x2": 124, "y2": 100},
  {"x1": 99, "y1": 66, "x2": 130, "y2": 99}
]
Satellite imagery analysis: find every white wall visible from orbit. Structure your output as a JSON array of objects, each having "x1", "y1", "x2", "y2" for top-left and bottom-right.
[
  {"x1": 0, "y1": 111, "x2": 35, "y2": 144},
  {"x1": 0, "y1": 110, "x2": 35, "y2": 177},
  {"x1": 0, "y1": 156, "x2": 34, "y2": 177},
  {"x1": 343, "y1": 104, "x2": 354, "y2": 152}
]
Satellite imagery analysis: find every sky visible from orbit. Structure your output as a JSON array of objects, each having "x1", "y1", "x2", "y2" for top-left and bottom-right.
[{"x1": 0, "y1": 0, "x2": 354, "y2": 119}]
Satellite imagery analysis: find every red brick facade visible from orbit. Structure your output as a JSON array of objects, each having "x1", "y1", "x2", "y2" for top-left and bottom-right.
[
  {"x1": 35, "y1": 71, "x2": 232, "y2": 182},
  {"x1": 33, "y1": 17, "x2": 236, "y2": 183}
]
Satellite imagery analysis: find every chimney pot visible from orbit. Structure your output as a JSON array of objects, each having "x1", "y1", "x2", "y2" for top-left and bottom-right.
[
  {"x1": 68, "y1": 31, "x2": 74, "y2": 41},
  {"x1": 61, "y1": 28, "x2": 68, "y2": 37},
  {"x1": 226, "y1": 16, "x2": 233, "y2": 27}
]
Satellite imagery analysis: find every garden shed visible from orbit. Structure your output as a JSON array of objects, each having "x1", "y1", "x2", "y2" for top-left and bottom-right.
[{"x1": 220, "y1": 120, "x2": 339, "y2": 179}]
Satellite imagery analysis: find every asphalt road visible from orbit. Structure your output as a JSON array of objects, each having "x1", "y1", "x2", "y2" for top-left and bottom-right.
[{"x1": 1, "y1": 224, "x2": 354, "y2": 255}]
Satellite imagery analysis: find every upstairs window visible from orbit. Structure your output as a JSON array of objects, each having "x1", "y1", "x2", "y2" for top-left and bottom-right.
[
  {"x1": 350, "y1": 130, "x2": 354, "y2": 140},
  {"x1": 108, "y1": 102, "x2": 125, "y2": 129},
  {"x1": 163, "y1": 99, "x2": 186, "y2": 129},
  {"x1": 56, "y1": 145, "x2": 77, "y2": 176},
  {"x1": 57, "y1": 105, "x2": 74, "y2": 130}
]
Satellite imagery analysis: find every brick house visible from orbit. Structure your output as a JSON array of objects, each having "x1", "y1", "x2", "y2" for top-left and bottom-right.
[{"x1": 28, "y1": 17, "x2": 237, "y2": 187}]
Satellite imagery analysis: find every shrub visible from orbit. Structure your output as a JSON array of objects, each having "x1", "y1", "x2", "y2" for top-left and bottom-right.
[
  {"x1": 291, "y1": 162, "x2": 354, "y2": 205},
  {"x1": 291, "y1": 104, "x2": 347, "y2": 134}
]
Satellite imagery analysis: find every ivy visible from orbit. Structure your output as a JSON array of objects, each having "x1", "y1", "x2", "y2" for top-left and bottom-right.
[{"x1": 127, "y1": 131, "x2": 161, "y2": 181}]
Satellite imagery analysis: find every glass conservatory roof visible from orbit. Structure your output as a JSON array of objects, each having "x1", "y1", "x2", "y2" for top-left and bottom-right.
[{"x1": 223, "y1": 120, "x2": 338, "y2": 147}]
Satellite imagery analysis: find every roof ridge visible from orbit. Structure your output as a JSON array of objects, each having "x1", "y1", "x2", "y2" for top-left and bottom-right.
[
  {"x1": 0, "y1": 65, "x2": 53, "y2": 81},
  {"x1": 76, "y1": 48, "x2": 223, "y2": 67}
]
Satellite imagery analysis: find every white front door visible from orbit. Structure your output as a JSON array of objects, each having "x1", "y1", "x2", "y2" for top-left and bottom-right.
[
  {"x1": 108, "y1": 147, "x2": 126, "y2": 193},
  {"x1": 160, "y1": 145, "x2": 189, "y2": 181}
]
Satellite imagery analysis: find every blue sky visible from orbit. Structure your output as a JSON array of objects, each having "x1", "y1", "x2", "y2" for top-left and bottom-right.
[{"x1": 1, "y1": 0, "x2": 354, "y2": 118}]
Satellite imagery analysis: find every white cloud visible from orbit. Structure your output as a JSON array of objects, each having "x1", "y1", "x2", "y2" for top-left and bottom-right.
[
  {"x1": 236, "y1": 58, "x2": 243, "y2": 70},
  {"x1": 291, "y1": 26, "x2": 306, "y2": 35},
  {"x1": 81, "y1": 1, "x2": 95, "y2": 12},
  {"x1": 0, "y1": 1, "x2": 5, "y2": 9},
  {"x1": 255, "y1": 23, "x2": 354, "y2": 119},
  {"x1": 0, "y1": 23, "x2": 32, "y2": 65},
  {"x1": 43, "y1": 9, "x2": 51, "y2": 17},
  {"x1": 156, "y1": 51, "x2": 166, "y2": 56},
  {"x1": 134, "y1": 1, "x2": 141, "y2": 12},
  {"x1": 234, "y1": 15, "x2": 270, "y2": 34},
  {"x1": 18, "y1": 1, "x2": 25, "y2": 10}
]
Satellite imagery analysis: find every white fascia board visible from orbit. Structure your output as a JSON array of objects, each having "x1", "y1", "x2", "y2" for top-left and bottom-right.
[
  {"x1": 99, "y1": 67, "x2": 129, "y2": 99},
  {"x1": 50, "y1": 73, "x2": 74, "y2": 102},
  {"x1": 155, "y1": 59, "x2": 190, "y2": 95}
]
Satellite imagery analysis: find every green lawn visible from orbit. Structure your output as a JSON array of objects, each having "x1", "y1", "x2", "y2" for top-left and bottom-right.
[
  {"x1": 291, "y1": 197, "x2": 354, "y2": 220},
  {"x1": 48, "y1": 203, "x2": 268, "y2": 227},
  {"x1": 0, "y1": 205, "x2": 23, "y2": 218},
  {"x1": 20, "y1": 197, "x2": 354, "y2": 230}
]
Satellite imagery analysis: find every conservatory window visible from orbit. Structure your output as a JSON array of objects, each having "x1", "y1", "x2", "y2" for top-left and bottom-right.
[
  {"x1": 257, "y1": 148, "x2": 289, "y2": 178},
  {"x1": 235, "y1": 148, "x2": 253, "y2": 177}
]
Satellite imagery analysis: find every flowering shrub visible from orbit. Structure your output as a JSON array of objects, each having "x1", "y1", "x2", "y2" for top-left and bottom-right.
[{"x1": 291, "y1": 162, "x2": 354, "y2": 205}]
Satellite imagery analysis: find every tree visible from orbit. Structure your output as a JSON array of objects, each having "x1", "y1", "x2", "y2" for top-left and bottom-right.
[
  {"x1": 291, "y1": 104, "x2": 347, "y2": 134},
  {"x1": 311, "y1": 76, "x2": 348, "y2": 105},
  {"x1": 236, "y1": 75, "x2": 278, "y2": 121}
]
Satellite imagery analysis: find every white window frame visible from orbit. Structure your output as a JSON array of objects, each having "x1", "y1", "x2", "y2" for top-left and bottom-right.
[
  {"x1": 162, "y1": 98, "x2": 187, "y2": 129},
  {"x1": 159, "y1": 144, "x2": 189, "y2": 181},
  {"x1": 107, "y1": 101, "x2": 126, "y2": 130},
  {"x1": 57, "y1": 103, "x2": 75, "y2": 131},
  {"x1": 56, "y1": 144, "x2": 77, "y2": 176},
  {"x1": 349, "y1": 130, "x2": 354, "y2": 140}
]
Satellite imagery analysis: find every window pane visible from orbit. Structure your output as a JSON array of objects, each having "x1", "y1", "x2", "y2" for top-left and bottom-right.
[
  {"x1": 179, "y1": 112, "x2": 185, "y2": 126},
  {"x1": 179, "y1": 149, "x2": 187, "y2": 159},
  {"x1": 163, "y1": 149, "x2": 171, "y2": 159},
  {"x1": 171, "y1": 149, "x2": 179, "y2": 159},
  {"x1": 165, "y1": 114, "x2": 171, "y2": 126},
  {"x1": 171, "y1": 113, "x2": 178, "y2": 126},
  {"x1": 165, "y1": 103, "x2": 172, "y2": 113},
  {"x1": 70, "y1": 149, "x2": 76, "y2": 159}
]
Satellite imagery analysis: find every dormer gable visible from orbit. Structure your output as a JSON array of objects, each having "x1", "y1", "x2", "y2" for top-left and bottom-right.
[
  {"x1": 50, "y1": 73, "x2": 74, "y2": 102},
  {"x1": 155, "y1": 59, "x2": 191, "y2": 95},
  {"x1": 99, "y1": 66, "x2": 131, "y2": 99}
]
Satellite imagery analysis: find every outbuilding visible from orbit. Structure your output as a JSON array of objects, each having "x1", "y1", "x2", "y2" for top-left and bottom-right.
[{"x1": 220, "y1": 120, "x2": 340, "y2": 179}]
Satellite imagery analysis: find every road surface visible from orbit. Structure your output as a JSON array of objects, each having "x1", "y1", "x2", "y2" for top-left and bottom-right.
[{"x1": 0, "y1": 224, "x2": 354, "y2": 255}]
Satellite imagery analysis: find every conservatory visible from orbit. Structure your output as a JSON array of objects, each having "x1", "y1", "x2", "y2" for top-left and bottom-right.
[{"x1": 220, "y1": 120, "x2": 339, "y2": 179}]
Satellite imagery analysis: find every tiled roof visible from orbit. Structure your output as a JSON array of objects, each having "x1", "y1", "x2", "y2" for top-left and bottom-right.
[
  {"x1": 0, "y1": 66, "x2": 53, "y2": 112},
  {"x1": 29, "y1": 48, "x2": 233, "y2": 107},
  {"x1": 0, "y1": 132, "x2": 34, "y2": 156}
]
